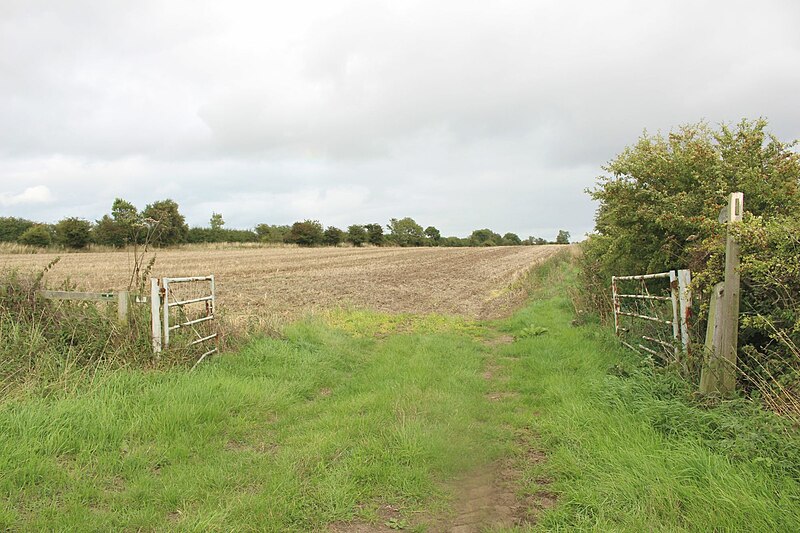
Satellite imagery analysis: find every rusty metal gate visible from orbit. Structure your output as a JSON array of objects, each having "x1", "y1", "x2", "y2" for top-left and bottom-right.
[
  {"x1": 611, "y1": 270, "x2": 692, "y2": 361},
  {"x1": 150, "y1": 275, "x2": 217, "y2": 368}
]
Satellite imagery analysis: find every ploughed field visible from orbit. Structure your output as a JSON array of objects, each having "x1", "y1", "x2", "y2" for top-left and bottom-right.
[{"x1": 0, "y1": 245, "x2": 562, "y2": 324}]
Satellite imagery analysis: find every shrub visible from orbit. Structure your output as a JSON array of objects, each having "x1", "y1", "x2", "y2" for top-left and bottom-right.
[
  {"x1": 581, "y1": 118, "x2": 800, "y2": 398},
  {"x1": 255, "y1": 224, "x2": 291, "y2": 243},
  {"x1": 469, "y1": 228, "x2": 501, "y2": 246},
  {"x1": 18, "y1": 225, "x2": 52, "y2": 247},
  {"x1": 364, "y1": 223, "x2": 384, "y2": 246},
  {"x1": 54, "y1": 217, "x2": 92, "y2": 249},
  {"x1": 142, "y1": 199, "x2": 189, "y2": 246},
  {"x1": 323, "y1": 226, "x2": 344, "y2": 246},
  {"x1": 285, "y1": 220, "x2": 324, "y2": 247},
  {"x1": 0, "y1": 217, "x2": 35, "y2": 242},
  {"x1": 387, "y1": 217, "x2": 425, "y2": 246},
  {"x1": 347, "y1": 225, "x2": 367, "y2": 247}
]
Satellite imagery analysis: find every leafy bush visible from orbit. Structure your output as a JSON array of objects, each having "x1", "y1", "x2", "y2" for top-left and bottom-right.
[
  {"x1": 386, "y1": 217, "x2": 426, "y2": 246},
  {"x1": 285, "y1": 220, "x2": 324, "y2": 247},
  {"x1": 187, "y1": 227, "x2": 258, "y2": 243},
  {"x1": 580, "y1": 118, "x2": 800, "y2": 400},
  {"x1": 469, "y1": 228, "x2": 501, "y2": 246},
  {"x1": 142, "y1": 199, "x2": 189, "y2": 246},
  {"x1": 54, "y1": 217, "x2": 92, "y2": 249},
  {"x1": 323, "y1": 226, "x2": 344, "y2": 246},
  {"x1": 255, "y1": 224, "x2": 290, "y2": 243},
  {"x1": 17, "y1": 225, "x2": 52, "y2": 247},
  {"x1": 0, "y1": 217, "x2": 35, "y2": 242},
  {"x1": 347, "y1": 224, "x2": 367, "y2": 246},
  {"x1": 502, "y1": 232, "x2": 521, "y2": 245},
  {"x1": 364, "y1": 223, "x2": 384, "y2": 246}
]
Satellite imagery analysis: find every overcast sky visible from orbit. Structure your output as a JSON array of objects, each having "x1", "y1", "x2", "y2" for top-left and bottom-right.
[{"x1": 1, "y1": 0, "x2": 799, "y2": 240}]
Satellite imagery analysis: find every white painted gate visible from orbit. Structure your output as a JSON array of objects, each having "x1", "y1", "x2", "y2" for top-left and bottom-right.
[{"x1": 150, "y1": 275, "x2": 218, "y2": 367}]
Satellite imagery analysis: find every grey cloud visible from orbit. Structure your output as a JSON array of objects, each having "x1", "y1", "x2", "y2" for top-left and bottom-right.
[{"x1": 1, "y1": 0, "x2": 799, "y2": 240}]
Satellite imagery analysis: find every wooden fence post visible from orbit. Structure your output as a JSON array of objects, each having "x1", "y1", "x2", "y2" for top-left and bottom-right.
[
  {"x1": 151, "y1": 278, "x2": 162, "y2": 355},
  {"x1": 699, "y1": 192, "x2": 743, "y2": 395},
  {"x1": 116, "y1": 291, "x2": 129, "y2": 325}
]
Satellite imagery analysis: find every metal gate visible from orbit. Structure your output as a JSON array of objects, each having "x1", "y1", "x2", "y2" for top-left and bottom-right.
[
  {"x1": 150, "y1": 275, "x2": 217, "y2": 367},
  {"x1": 611, "y1": 270, "x2": 691, "y2": 361}
]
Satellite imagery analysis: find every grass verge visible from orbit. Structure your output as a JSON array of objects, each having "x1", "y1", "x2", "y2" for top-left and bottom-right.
[{"x1": 1, "y1": 253, "x2": 798, "y2": 531}]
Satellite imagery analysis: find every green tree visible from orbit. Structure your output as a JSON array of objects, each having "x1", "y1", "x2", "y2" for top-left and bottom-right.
[
  {"x1": 589, "y1": 119, "x2": 799, "y2": 276},
  {"x1": 210, "y1": 212, "x2": 225, "y2": 231},
  {"x1": 440, "y1": 236, "x2": 467, "y2": 247},
  {"x1": 526, "y1": 236, "x2": 548, "y2": 245},
  {"x1": 111, "y1": 198, "x2": 141, "y2": 244},
  {"x1": 347, "y1": 224, "x2": 367, "y2": 247},
  {"x1": 141, "y1": 199, "x2": 189, "y2": 246},
  {"x1": 0, "y1": 217, "x2": 35, "y2": 242},
  {"x1": 582, "y1": 118, "x2": 800, "y2": 389},
  {"x1": 285, "y1": 220, "x2": 324, "y2": 247},
  {"x1": 387, "y1": 217, "x2": 425, "y2": 246},
  {"x1": 555, "y1": 230, "x2": 570, "y2": 244},
  {"x1": 364, "y1": 223, "x2": 384, "y2": 246},
  {"x1": 323, "y1": 226, "x2": 345, "y2": 246},
  {"x1": 469, "y1": 228, "x2": 501, "y2": 246},
  {"x1": 502, "y1": 232, "x2": 522, "y2": 245},
  {"x1": 54, "y1": 217, "x2": 92, "y2": 249},
  {"x1": 255, "y1": 224, "x2": 291, "y2": 243},
  {"x1": 424, "y1": 226, "x2": 441, "y2": 245},
  {"x1": 18, "y1": 225, "x2": 52, "y2": 247}
]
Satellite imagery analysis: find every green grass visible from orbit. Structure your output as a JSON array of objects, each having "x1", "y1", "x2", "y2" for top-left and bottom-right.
[{"x1": 1, "y1": 256, "x2": 799, "y2": 531}]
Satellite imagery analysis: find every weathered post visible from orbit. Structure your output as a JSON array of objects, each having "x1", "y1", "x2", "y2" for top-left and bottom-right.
[
  {"x1": 677, "y1": 269, "x2": 692, "y2": 354},
  {"x1": 150, "y1": 278, "x2": 162, "y2": 355},
  {"x1": 699, "y1": 192, "x2": 743, "y2": 395},
  {"x1": 116, "y1": 290, "x2": 129, "y2": 325}
]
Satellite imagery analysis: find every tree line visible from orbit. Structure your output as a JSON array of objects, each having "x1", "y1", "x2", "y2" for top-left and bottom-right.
[{"x1": 0, "y1": 198, "x2": 570, "y2": 249}]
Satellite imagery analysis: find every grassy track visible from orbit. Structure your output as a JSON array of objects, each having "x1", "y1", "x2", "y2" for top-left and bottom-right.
[{"x1": 2, "y1": 255, "x2": 799, "y2": 531}]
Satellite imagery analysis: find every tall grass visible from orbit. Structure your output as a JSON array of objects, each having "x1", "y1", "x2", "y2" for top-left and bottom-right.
[{"x1": 0, "y1": 261, "x2": 195, "y2": 398}]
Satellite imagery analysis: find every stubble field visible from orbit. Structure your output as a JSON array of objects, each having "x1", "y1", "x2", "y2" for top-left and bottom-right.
[{"x1": 0, "y1": 245, "x2": 562, "y2": 325}]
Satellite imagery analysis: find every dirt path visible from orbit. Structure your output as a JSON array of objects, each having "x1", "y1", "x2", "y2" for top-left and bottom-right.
[{"x1": 330, "y1": 332, "x2": 556, "y2": 532}]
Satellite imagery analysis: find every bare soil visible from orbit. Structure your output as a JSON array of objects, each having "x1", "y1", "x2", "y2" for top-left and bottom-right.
[{"x1": 0, "y1": 246, "x2": 561, "y2": 326}]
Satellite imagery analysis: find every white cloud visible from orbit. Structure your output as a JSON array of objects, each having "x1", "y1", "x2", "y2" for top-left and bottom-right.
[{"x1": 0, "y1": 185, "x2": 54, "y2": 207}]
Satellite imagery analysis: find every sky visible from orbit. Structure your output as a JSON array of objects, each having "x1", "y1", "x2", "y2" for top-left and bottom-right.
[{"x1": 1, "y1": 0, "x2": 799, "y2": 240}]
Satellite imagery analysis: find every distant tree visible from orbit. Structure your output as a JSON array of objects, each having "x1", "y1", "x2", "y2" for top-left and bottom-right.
[
  {"x1": 111, "y1": 198, "x2": 141, "y2": 244},
  {"x1": 210, "y1": 212, "x2": 225, "y2": 231},
  {"x1": 526, "y1": 236, "x2": 548, "y2": 245},
  {"x1": 323, "y1": 226, "x2": 345, "y2": 246},
  {"x1": 556, "y1": 230, "x2": 570, "y2": 244},
  {"x1": 363, "y1": 223, "x2": 384, "y2": 246},
  {"x1": 440, "y1": 236, "x2": 467, "y2": 247},
  {"x1": 18, "y1": 225, "x2": 52, "y2": 247},
  {"x1": 502, "y1": 232, "x2": 522, "y2": 246},
  {"x1": 141, "y1": 199, "x2": 189, "y2": 246},
  {"x1": 0, "y1": 217, "x2": 35, "y2": 242},
  {"x1": 187, "y1": 227, "x2": 258, "y2": 243},
  {"x1": 93, "y1": 215, "x2": 126, "y2": 247},
  {"x1": 469, "y1": 228, "x2": 502, "y2": 246},
  {"x1": 347, "y1": 224, "x2": 367, "y2": 246},
  {"x1": 424, "y1": 226, "x2": 441, "y2": 245},
  {"x1": 255, "y1": 224, "x2": 291, "y2": 243},
  {"x1": 285, "y1": 220, "x2": 324, "y2": 246},
  {"x1": 387, "y1": 217, "x2": 425, "y2": 246},
  {"x1": 54, "y1": 217, "x2": 92, "y2": 249}
]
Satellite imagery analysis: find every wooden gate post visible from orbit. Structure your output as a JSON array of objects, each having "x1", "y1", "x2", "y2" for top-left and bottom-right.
[
  {"x1": 699, "y1": 192, "x2": 743, "y2": 395},
  {"x1": 116, "y1": 291, "x2": 129, "y2": 325},
  {"x1": 150, "y1": 278, "x2": 162, "y2": 355}
]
